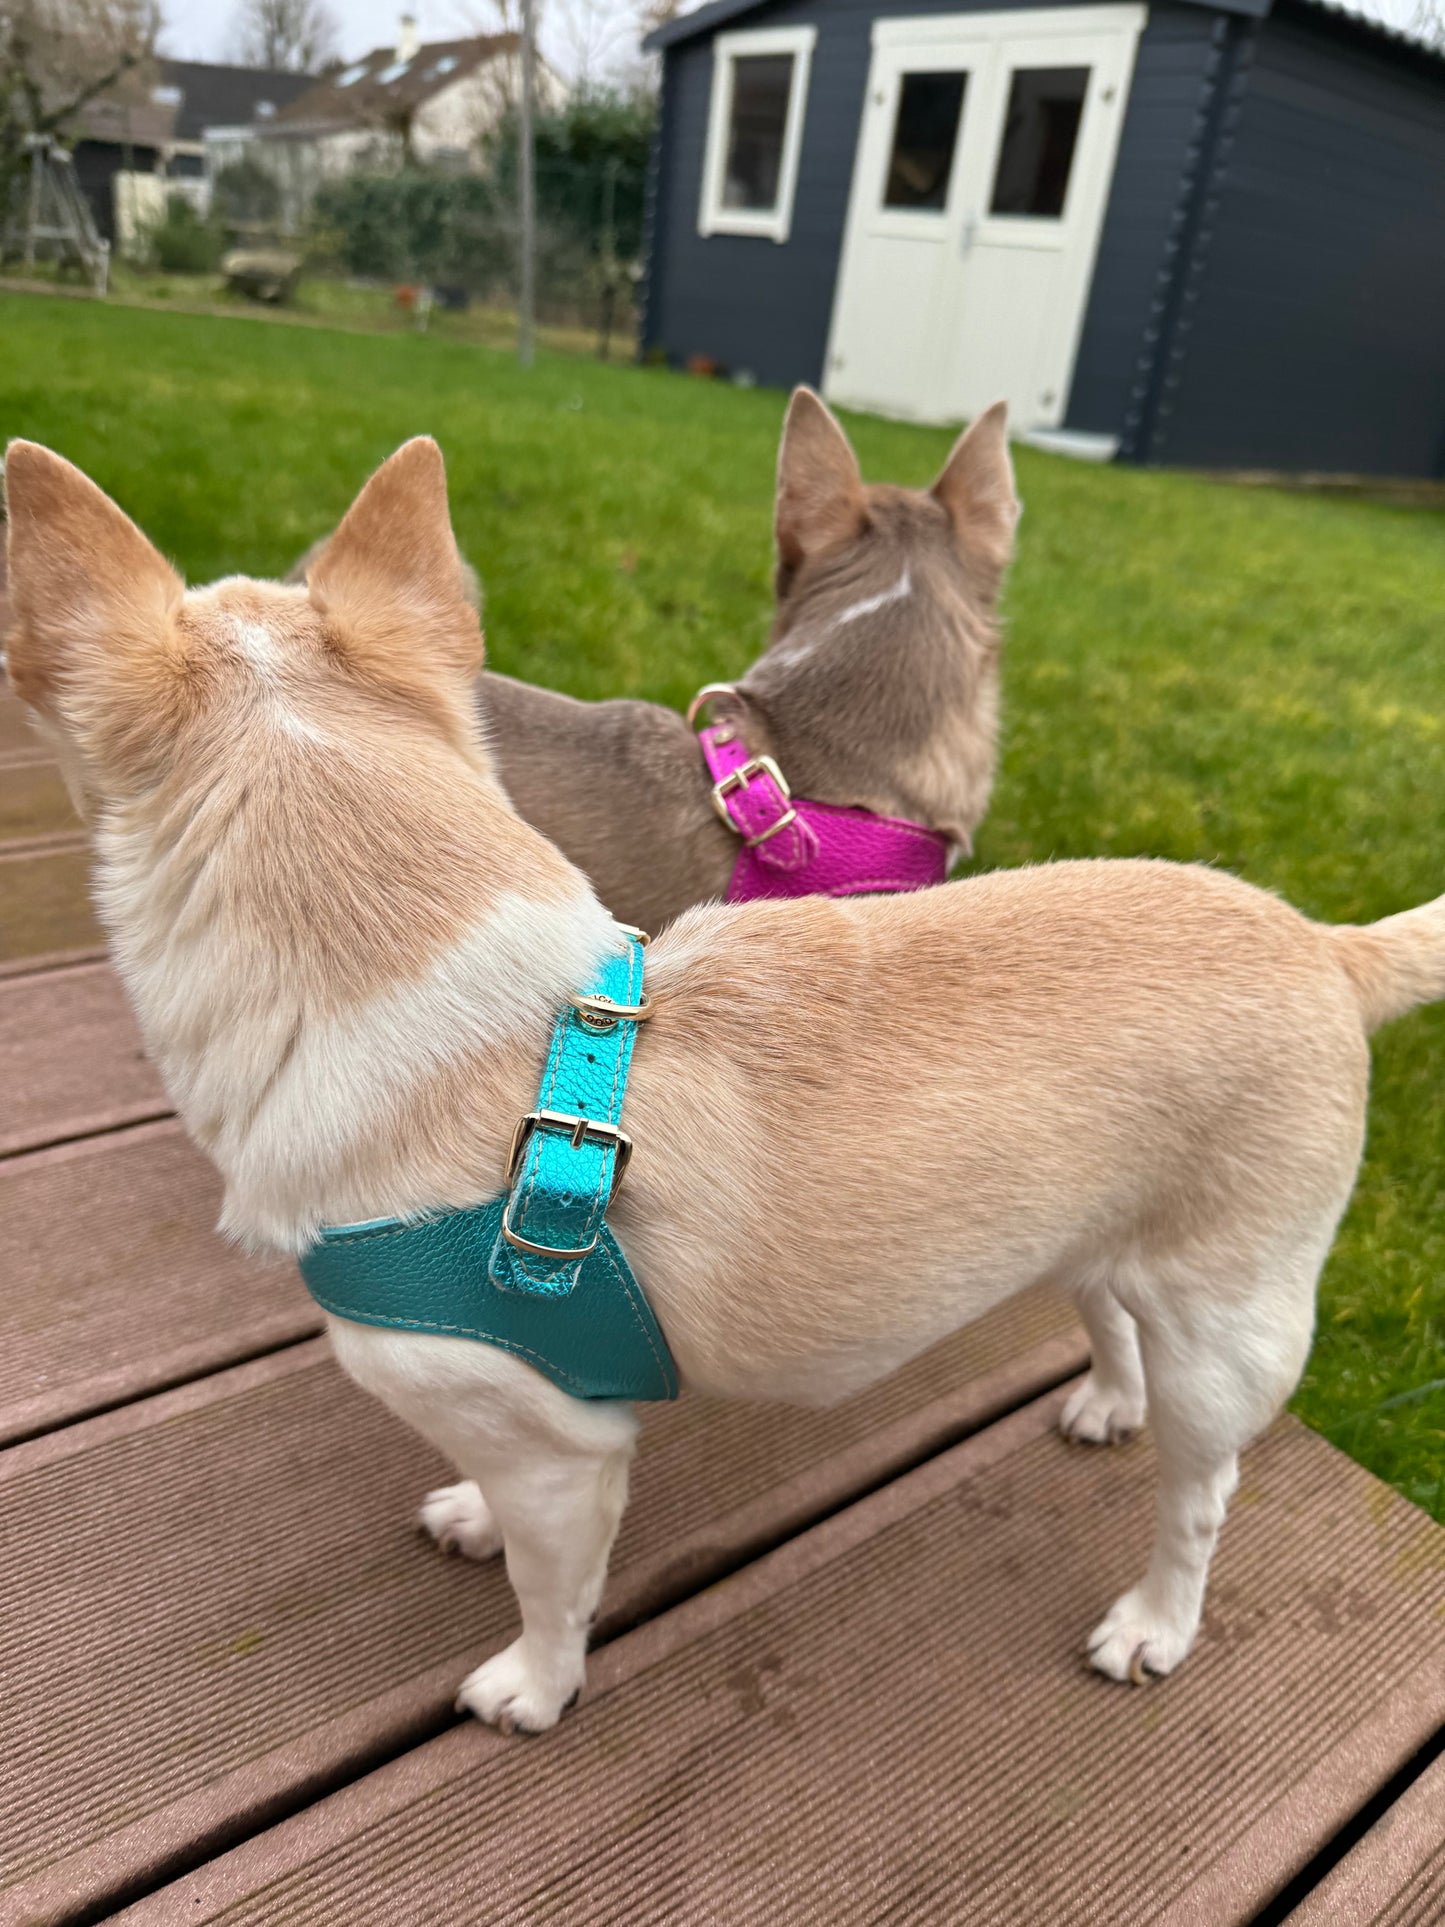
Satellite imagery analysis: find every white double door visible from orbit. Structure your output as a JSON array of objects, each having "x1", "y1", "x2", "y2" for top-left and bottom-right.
[{"x1": 824, "y1": 6, "x2": 1145, "y2": 431}]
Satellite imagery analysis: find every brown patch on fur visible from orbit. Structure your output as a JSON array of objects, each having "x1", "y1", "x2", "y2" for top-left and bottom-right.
[
  {"x1": 773, "y1": 386, "x2": 869, "y2": 598},
  {"x1": 306, "y1": 438, "x2": 485, "y2": 752},
  {"x1": 4, "y1": 440, "x2": 200, "y2": 790}
]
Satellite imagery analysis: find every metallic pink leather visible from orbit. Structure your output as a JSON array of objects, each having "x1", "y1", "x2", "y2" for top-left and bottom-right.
[{"x1": 696, "y1": 717, "x2": 950, "y2": 904}]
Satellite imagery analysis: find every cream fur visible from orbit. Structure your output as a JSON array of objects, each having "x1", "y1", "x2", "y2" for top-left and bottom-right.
[{"x1": 9, "y1": 431, "x2": 1443, "y2": 1734}]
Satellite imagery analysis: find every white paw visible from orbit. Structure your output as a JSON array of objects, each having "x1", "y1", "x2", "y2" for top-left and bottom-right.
[
  {"x1": 456, "y1": 1638, "x2": 583, "y2": 1734},
  {"x1": 1087, "y1": 1589, "x2": 1195, "y2": 1685},
  {"x1": 1060, "y1": 1373, "x2": 1146, "y2": 1446},
  {"x1": 418, "y1": 1481, "x2": 504, "y2": 1560}
]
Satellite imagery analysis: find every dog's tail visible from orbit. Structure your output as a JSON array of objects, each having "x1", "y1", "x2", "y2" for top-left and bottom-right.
[{"x1": 1329, "y1": 895, "x2": 1445, "y2": 1032}]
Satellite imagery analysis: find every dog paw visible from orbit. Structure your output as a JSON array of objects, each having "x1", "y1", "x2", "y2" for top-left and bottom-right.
[
  {"x1": 1087, "y1": 1590, "x2": 1194, "y2": 1685},
  {"x1": 418, "y1": 1482, "x2": 503, "y2": 1560},
  {"x1": 456, "y1": 1639, "x2": 582, "y2": 1734},
  {"x1": 1060, "y1": 1374, "x2": 1145, "y2": 1446}
]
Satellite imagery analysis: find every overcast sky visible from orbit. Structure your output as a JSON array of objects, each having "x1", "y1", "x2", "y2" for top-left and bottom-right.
[{"x1": 160, "y1": 0, "x2": 1426, "y2": 70}]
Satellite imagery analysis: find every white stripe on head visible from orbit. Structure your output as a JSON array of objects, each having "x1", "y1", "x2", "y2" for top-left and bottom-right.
[{"x1": 770, "y1": 567, "x2": 912, "y2": 667}]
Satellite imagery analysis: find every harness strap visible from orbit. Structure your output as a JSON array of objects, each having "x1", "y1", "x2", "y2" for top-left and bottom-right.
[{"x1": 488, "y1": 928, "x2": 648, "y2": 1299}]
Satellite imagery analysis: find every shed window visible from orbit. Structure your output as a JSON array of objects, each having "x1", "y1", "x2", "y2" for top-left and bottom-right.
[
  {"x1": 988, "y1": 66, "x2": 1089, "y2": 218},
  {"x1": 699, "y1": 26, "x2": 816, "y2": 243},
  {"x1": 884, "y1": 72, "x2": 968, "y2": 210}
]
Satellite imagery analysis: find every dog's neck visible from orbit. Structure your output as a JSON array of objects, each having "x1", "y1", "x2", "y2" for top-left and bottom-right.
[
  {"x1": 94, "y1": 745, "x2": 616, "y2": 1256},
  {"x1": 725, "y1": 530, "x2": 999, "y2": 846}
]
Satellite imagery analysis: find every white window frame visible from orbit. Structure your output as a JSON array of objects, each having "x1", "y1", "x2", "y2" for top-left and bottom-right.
[{"x1": 698, "y1": 25, "x2": 817, "y2": 244}]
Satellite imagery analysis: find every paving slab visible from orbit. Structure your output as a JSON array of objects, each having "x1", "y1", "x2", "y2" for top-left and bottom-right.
[
  {"x1": 116, "y1": 1400, "x2": 1445, "y2": 1927},
  {"x1": 0, "y1": 1120, "x2": 315, "y2": 1443},
  {"x1": 0, "y1": 1289, "x2": 1082, "y2": 1927},
  {"x1": 0, "y1": 841, "x2": 101, "y2": 966},
  {"x1": 1291, "y1": 1748, "x2": 1445, "y2": 1924},
  {"x1": 0, "y1": 959, "x2": 165, "y2": 1155}
]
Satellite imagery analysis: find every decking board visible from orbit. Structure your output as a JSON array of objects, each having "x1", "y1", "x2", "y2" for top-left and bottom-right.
[
  {"x1": 112, "y1": 1398, "x2": 1445, "y2": 1927},
  {"x1": 0, "y1": 1290, "x2": 1082, "y2": 1926},
  {"x1": 0, "y1": 960, "x2": 164, "y2": 1155},
  {"x1": 1291, "y1": 1748, "x2": 1445, "y2": 1924},
  {"x1": 0, "y1": 842, "x2": 101, "y2": 965},
  {"x1": 0, "y1": 1121, "x2": 314, "y2": 1442},
  {"x1": 0, "y1": 756, "x2": 77, "y2": 841}
]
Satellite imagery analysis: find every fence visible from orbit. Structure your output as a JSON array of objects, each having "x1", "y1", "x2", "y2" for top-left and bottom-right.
[{"x1": 309, "y1": 154, "x2": 647, "y2": 358}]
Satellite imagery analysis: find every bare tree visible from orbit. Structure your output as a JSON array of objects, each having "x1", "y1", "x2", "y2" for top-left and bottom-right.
[
  {"x1": 0, "y1": 0, "x2": 159, "y2": 219},
  {"x1": 225, "y1": 0, "x2": 338, "y2": 73},
  {"x1": 1407, "y1": 0, "x2": 1445, "y2": 47}
]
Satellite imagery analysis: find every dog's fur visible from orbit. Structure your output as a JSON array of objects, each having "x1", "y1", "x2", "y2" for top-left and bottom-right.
[
  {"x1": 11, "y1": 435, "x2": 1445, "y2": 1735},
  {"x1": 289, "y1": 391, "x2": 1019, "y2": 932}
]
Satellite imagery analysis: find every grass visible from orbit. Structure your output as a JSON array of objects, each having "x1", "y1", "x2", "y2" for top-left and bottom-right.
[
  {"x1": 1, "y1": 259, "x2": 631, "y2": 360},
  {"x1": 4, "y1": 291, "x2": 1444, "y2": 1517}
]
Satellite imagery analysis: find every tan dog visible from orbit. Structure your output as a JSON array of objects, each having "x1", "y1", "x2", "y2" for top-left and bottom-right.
[
  {"x1": 10, "y1": 436, "x2": 1444, "y2": 1736},
  {"x1": 290, "y1": 390, "x2": 1018, "y2": 932}
]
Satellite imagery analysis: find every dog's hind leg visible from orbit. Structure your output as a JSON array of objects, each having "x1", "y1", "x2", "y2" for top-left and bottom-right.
[
  {"x1": 1086, "y1": 1235, "x2": 1322, "y2": 1685},
  {"x1": 418, "y1": 1481, "x2": 504, "y2": 1560},
  {"x1": 455, "y1": 1439, "x2": 635, "y2": 1733},
  {"x1": 1060, "y1": 1279, "x2": 1146, "y2": 1445}
]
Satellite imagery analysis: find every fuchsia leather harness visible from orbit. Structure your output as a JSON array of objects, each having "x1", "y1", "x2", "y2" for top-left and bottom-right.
[{"x1": 687, "y1": 684, "x2": 951, "y2": 904}]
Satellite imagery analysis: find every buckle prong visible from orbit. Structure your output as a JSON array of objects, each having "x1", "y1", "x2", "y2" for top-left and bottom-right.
[{"x1": 506, "y1": 1110, "x2": 634, "y2": 1202}]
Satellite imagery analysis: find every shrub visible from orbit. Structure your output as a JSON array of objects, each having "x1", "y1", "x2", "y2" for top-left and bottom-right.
[{"x1": 148, "y1": 195, "x2": 223, "y2": 274}]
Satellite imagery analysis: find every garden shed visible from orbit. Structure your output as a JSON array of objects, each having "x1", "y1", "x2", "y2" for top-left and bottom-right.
[{"x1": 641, "y1": 0, "x2": 1445, "y2": 475}]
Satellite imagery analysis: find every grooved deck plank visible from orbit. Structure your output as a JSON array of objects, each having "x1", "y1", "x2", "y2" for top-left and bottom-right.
[
  {"x1": 0, "y1": 756, "x2": 77, "y2": 841},
  {"x1": 0, "y1": 961, "x2": 165, "y2": 1155},
  {"x1": 0, "y1": 1290, "x2": 1083, "y2": 1927},
  {"x1": 0, "y1": 1121, "x2": 315, "y2": 1442},
  {"x1": 0, "y1": 842, "x2": 101, "y2": 965},
  {"x1": 116, "y1": 1403, "x2": 1445, "y2": 1927},
  {"x1": 1291, "y1": 1750, "x2": 1445, "y2": 1924}
]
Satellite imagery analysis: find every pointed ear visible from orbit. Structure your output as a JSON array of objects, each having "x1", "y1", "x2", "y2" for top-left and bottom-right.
[
  {"x1": 931, "y1": 402, "x2": 1020, "y2": 599},
  {"x1": 4, "y1": 439, "x2": 185, "y2": 721},
  {"x1": 775, "y1": 387, "x2": 867, "y2": 584},
  {"x1": 306, "y1": 438, "x2": 483, "y2": 687}
]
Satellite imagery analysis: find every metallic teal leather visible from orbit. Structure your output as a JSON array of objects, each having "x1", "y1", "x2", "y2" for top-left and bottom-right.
[
  {"x1": 489, "y1": 932, "x2": 646, "y2": 1298},
  {"x1": 296, "y1": 930, "x2": 678, "y2": 1403}
]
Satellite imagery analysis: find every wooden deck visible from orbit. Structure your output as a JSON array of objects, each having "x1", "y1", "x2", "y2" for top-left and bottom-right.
[{"x1": 3, "y1": 675, "x2": 1444, "y2": 1927}]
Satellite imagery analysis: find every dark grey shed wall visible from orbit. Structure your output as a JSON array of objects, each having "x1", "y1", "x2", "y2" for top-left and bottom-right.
[
  {"x1": 644, "y1": 0, "x2": 1216, "y2": 411},
  {"x1": 1141, "y1": 8, "x2": 1445, "y2": 474},
  {"x1": 1062, "y1": 5, "x2": 1221, "y2": 435}
]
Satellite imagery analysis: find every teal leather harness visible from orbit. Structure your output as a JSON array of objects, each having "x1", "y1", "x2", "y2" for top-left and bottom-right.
[{"x1": 298, "y1": 928, "x2": 678, "y2": 1402}]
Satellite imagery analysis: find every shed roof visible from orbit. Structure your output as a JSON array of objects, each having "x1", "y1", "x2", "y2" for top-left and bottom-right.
[{"x1": 644, "y1": 0, "x2": 1445, "y2": 73}]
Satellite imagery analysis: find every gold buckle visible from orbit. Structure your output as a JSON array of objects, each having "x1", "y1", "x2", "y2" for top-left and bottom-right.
[
  {"x1": 499, "y1": 1199, "x2": 599, "y2": 1262},
  {"x1": 711, "y1": 754, "x2": 798, "y2": 847},
  {"x1": 568, "y1": 989, "x2": 653, "y2": 1031},
  {"x1": 506, "y1": 1110, "x2": 634, "y2": 1200},
  {"x1": 686, "y1": 682, "x2": 738, "y2": 729}
]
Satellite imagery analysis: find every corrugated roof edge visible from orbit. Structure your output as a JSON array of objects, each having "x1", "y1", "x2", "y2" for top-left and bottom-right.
[{"x1": 643, "y1": 0, "x2": 1445, "y2": 72}]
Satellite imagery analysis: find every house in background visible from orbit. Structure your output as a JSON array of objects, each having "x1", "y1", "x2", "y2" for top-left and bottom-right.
[
  {"x1": 641, "y1": 0, "x2": 1445, "y2": 477},
  {"x1": 241, "y1": 22, "x2": 545, "y2": 229},
  {"x1": 68, "y1": 60, "x2": 312, "y2": 250}
]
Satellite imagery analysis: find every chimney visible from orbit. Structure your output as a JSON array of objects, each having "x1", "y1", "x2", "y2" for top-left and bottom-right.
[{"x1": 397, "y1": 13, "x2": 420, "y2": 61}]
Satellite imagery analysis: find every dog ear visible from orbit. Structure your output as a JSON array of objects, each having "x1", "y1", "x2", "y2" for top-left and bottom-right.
[
  {"x1": 931, "y1": 402, "x2": 1020, "y2": 600},
  {"x1": 775, "y1": 388, "x2": 867, "y2": 587},
  {"x1": 305, "y1": 438, "x2": 484, "y2": 686},
  {"x1": 4, "y1": 439, "x2": 187, "y2": 737}
]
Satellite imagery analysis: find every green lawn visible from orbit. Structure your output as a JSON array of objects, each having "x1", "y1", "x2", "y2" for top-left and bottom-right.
[{"x1": 5, "y1": 292, "x2": 1444, "y2": 1516}]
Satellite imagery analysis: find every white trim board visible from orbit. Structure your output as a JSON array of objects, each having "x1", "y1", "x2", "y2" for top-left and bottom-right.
[{"x1": 698, "y1": 24, "x2": 817, "y2": 244}]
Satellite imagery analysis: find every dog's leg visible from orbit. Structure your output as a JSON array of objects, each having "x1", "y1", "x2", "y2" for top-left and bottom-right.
[
  {"x1": 1086, "y1": 1246, "x2": 1319, "y2": 1684},
  {"x1": 419, "y1": 1481, "x2": 504, "y2": 1560},
  {"x1": 456, "y1": 1441, "x2": 633, "y2": 1733},
  {"x1": 1060, "y1": 1282, "x2": 1146, "y2": 1445}
]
